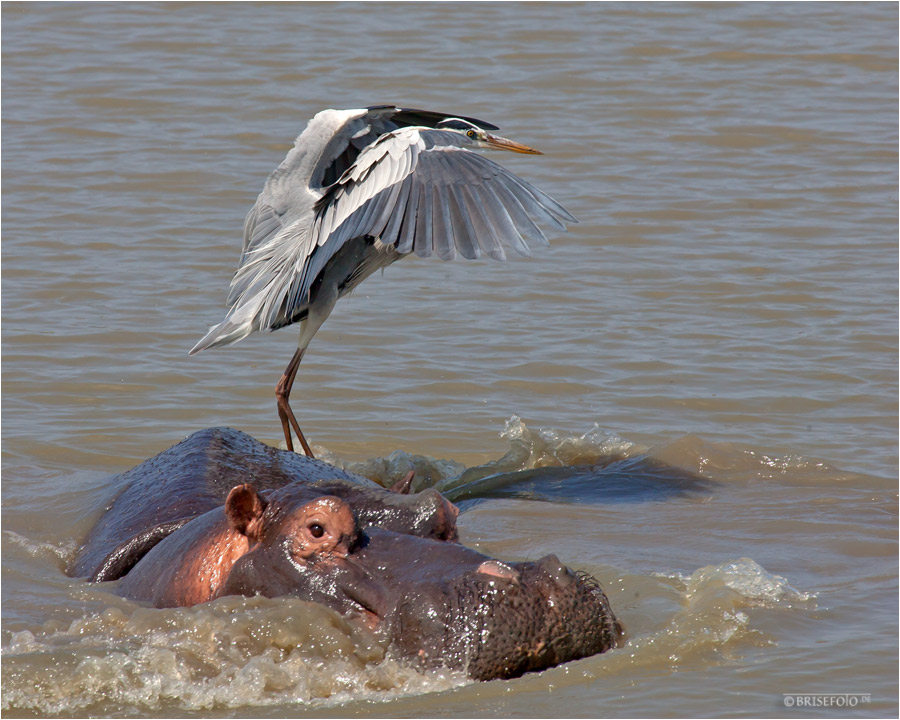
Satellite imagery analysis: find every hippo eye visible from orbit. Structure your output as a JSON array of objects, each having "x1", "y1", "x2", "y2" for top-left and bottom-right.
[{"x1": 309, "y1": 523, "x2": 325, "y2": 539}]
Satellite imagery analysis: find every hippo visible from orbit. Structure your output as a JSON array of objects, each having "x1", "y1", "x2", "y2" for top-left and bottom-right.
[
  {"x1": 72, "y1": 427, "x2": 458, "y2": 582},
  {"x1": 71, "y1": 427, "x2": 623, "y2": 681}
]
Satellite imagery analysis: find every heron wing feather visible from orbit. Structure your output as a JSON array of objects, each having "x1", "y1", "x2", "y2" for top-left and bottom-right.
[
  {"x1": 461, "y1": 183, "x2": 507, "y2": 261},
  {"x1": 310, "y1": 127, "x2": 573, "y2": 271},
  {"x1": 430, "y1": 182, "x2": 455, "y2": 260},
  {"x1": 448, "y1": 184, "x2": 481, "y2": 260},
  {"x1": 477, "y1": 186, "x2": 533, "y2": 257},
  {"x1": 380, "y1": 176, "x2": 413, "y2": 247},
  {"x1": 485, "y1": 178, "x2": 550, "y2": 246}
]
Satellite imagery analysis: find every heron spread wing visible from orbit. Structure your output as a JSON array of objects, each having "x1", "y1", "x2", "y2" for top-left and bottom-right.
[
  {"x1": 303, "y1": 127, "x2": 576, "y2": 288},
  {"x1": 190, "y1": 107, "x2": 575, "y2": 355}
]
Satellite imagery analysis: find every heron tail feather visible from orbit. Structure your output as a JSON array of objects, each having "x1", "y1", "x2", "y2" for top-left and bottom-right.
[{"x1": 188, "y1": 309, "x2": 258, "y2": 355}]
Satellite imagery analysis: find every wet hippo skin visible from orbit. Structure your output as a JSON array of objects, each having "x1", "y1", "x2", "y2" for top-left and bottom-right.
[{"x1": 72, "y1": 427, "x2": 623, "y2": 681}]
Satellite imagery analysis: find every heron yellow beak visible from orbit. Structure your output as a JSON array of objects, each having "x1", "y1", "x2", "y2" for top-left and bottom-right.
[{"x1": 484, "y1": 133, "x2": 543, "y2": 155}]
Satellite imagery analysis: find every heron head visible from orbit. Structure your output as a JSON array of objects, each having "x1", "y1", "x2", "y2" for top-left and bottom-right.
[{"x1": 436, "y1": 118, "x2": 543, "y2": 155}]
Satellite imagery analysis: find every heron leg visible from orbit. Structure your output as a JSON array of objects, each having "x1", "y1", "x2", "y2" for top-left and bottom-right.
[
  {"x1": 276, "y1": 347, "x2": 314, "y2": 457},
  {"x1": 275, "y1": 276, "x2": 341, "y2": 457}
]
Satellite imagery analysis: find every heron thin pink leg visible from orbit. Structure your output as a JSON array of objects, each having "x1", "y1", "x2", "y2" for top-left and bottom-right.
[{"x1": 275, "y1": 347, "x2": 314, "y2": 457}]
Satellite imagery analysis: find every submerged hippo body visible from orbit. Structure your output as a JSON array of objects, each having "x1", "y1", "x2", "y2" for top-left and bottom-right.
[{"x1": 73, "y1": 428, "x2": 623, "y2": 681}]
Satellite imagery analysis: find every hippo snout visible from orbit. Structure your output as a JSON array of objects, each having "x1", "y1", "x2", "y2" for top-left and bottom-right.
[{"x1": 380, "y1": 550, "x2": 622, "y2": 681}]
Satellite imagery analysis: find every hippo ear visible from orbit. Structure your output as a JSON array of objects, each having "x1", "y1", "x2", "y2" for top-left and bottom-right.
[{"x1": 225, "y1": 484, "x2": 268, "y2": 541}]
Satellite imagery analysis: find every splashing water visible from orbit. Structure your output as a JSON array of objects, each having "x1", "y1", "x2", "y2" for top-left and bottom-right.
[{"x1": 1, "y1": 595, "x2": 468, "y2": 715}]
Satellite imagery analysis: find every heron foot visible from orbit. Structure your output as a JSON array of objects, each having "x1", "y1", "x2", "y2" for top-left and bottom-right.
[
  {"x1": 274, "y1": 347, "x2": 314, "y2": 457},
  {"x1": 275, "y1": 394, "x2": 314, "y2": 458}
]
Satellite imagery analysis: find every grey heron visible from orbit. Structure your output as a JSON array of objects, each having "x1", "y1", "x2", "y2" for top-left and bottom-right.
[{"x1": 190, "y1": 105, "x2": 576, "y2": 457}]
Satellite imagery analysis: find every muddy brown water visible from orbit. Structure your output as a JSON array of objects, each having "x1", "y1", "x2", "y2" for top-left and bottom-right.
[{"x1": 1, "y1": 2, "x2": 897, "y2": 717}]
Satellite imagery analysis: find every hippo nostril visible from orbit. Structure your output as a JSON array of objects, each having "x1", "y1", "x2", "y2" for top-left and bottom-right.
[
  {"x1": 475, "y1": 560, "x2": 520, "y2": 584},
  {"x1": 535, "y1": 555, "x2": 574, "y2": 586}
]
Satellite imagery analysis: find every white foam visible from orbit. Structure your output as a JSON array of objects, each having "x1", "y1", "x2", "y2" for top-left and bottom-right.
[
  {"x1": 498, "y1": 415, "x2": 638, "y2": 468},
  {"x1": 664, "y1": 557, "x2": 815, "y2": 607},
  {"x1": 1, "y1": 596, "x2": 469, "y2": 715}
]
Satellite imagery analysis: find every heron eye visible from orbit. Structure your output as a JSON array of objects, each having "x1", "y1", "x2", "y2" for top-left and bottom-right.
[
  {"x1": 309, "y1": 523, "x2": 325, "y2": 539},
  {"x1": 466, "y1": 129, "x2": 477, "y2": 139}
]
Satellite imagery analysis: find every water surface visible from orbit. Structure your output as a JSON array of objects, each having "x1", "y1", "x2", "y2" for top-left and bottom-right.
[{"x1": 2, "y1": 2, "x2": 897, "y2": 717}]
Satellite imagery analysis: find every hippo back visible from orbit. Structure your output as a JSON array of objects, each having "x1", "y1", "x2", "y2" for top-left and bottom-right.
[{"x1": 70, "y1": 427, "x2": 375, "y2": 579}]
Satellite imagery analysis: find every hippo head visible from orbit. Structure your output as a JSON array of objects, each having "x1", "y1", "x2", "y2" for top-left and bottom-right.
[
  {"x1": 221, "y1": 487, "x2": 388, "y2": 626},
  {"x1": 220, "y1": 485, "x2": 623, "y2": 680}
]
